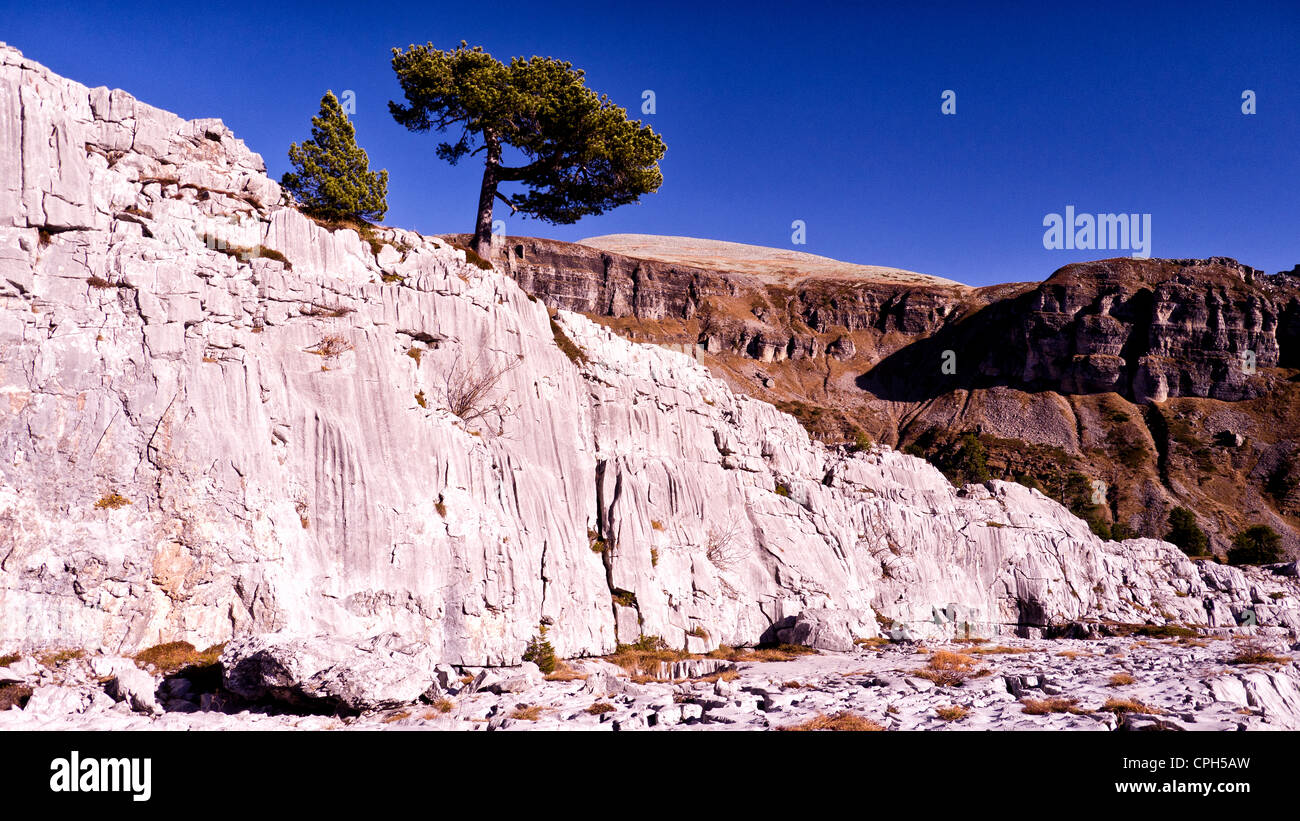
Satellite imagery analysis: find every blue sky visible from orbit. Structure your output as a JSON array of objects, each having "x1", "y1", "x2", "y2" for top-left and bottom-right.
[{"x1": 4, "y1": 0, "x2": 1298, "y2": 285}]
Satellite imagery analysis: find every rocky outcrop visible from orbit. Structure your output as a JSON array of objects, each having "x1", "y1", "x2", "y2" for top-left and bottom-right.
[
  {"x1": 488, "y1": 228, "x2": 1300, "y2": 560},
  {"x1": 1, "y1": 41, "x2": 1298, "y2": 700}
]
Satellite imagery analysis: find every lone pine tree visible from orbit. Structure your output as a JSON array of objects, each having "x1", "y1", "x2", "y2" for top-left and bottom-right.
[
  {"x1": 282, "y1": 91, "x2": 389, "y2": 223},
  {"x1": 389, "y1": 41, "x2": 666, "y2": 255}
]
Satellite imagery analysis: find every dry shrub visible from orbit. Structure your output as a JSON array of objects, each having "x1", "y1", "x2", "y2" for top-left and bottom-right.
[
  {"x1": 936, "y1": 705, "x2": 969, "y2": 722},
  {"x1": 913, "y1": 650, "x2": 982, "y2": 687},
  {"x1": 1101, "y1": 697, "x2": 1162, "y2": 715},
  {"x1": 704, "y1": 522, "x2": 749, "y2": 570},
  {"x1": 309, "y1": 334, "x2": 352, "y2": 358},
  {"x1": 134, "y1": 641, "x2": 225, "y2": 675},
  {"x1": 442, "y1": 348, "x2": 520, "y2": 432},
  {"x1": 1228, "y1": 638, "x2": 1289, "y2": 666},
  {"x1": 782, "y1": 712, "x2": 885, "y2": 732},
  {"x1": 1021, "y1": 697, "x2": 1090, "y2": 715},
  {"x1": 963, "y1": 645, "x2": 1030, "y2": 655},
  {"x1": 510, "y1": 705, "x2": 544, "y2": 721},
  {"x1": 1107, "y1": 673, "x2": 1136, "y2": 687}
]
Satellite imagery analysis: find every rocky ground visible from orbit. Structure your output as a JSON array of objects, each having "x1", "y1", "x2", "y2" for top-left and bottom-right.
[{"x1": 5, "y1": 632, "x2": 1299, "y2": 731}]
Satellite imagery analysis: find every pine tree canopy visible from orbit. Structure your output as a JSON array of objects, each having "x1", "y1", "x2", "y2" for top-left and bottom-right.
[
  {"x1": 388, "y1": 41, "x2": 666, "y2": 252},
  {"x1": 282, "y1": 91, "x2": 389, "y2": 222}
]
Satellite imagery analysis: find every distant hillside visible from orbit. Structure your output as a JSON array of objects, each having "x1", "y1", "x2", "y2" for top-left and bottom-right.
[{"x1": 488, "y1": 234, "x2": 1300, "y2": 559}]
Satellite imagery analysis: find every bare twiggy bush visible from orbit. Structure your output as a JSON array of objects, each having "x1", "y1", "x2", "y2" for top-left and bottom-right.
[
  {"x1": 309, "y1": 334, "x2": 352, "y2": 359},
  {"x1": 705, "y1": 522, "x2": 749, "y2": 570},
  {"x1": 441, "y1": 348, "x2": 520, "y2": 433}
]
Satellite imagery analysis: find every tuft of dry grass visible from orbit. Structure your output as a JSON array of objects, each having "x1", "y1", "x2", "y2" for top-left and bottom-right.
[
  {"x1": 1057, "y1": 650, "x2": 1090, "y2": 659},
  {"x1": 381, "y1": 710, "x2": 411, "y2": 724},
  {"x1": 963, "y1": 645, "x2": 1030, "y2": 655},
  {"x1": 1020, "y1": 697, "x2": 1091, "y2": 715},
  {"x1": 550, "y1": 318, "x2": 589, "y2": 365},
  {"x1": 651, "y1": 519, "x2": 664, "y2": 531},
  {"x1": 1107, "y1": 673, "x2": 1136, "y2": 687},
  {"x1": 94, "y1": 492, "x2": 131, "y2": 510},
  {"x1": 1227, "y1": 639, "x2": 1289, "y2": 666},
  {"x1": 586, "y1": 702, "x2": 616, "y2": 715},
  {"x1": 543, "y1": 663, "x2": 586, "y2": 682},
  {"x1": 1100, "y1": 697, "x2": 1162, "y2": 715},
  {"x1": 855, "y1": 637, "x2": 891, "y2": 649},
  {"x1": 929, "y1": 650, "x2": 978, "y2": 669},
  {"x1": 510, "y1": 705, "x2": 544, "y2": 721},
  {"x1": 431, "y1": 698, "x2": 454, "y2": 714},
  {"x1": 0, "y1": 653, "x2": 20, "y2": 667},
  {"x1": 308, "y1": 335, "x2": 352, "y2": 358},
  {"x1": 133, "y1": 641, "x2": 225, "y2": 675},
  {"x1": 782, "y1": 712, "x2": 885, "y2": 732},
  {"x1": 605, "y1": 639, "x2": 690, "y2": 679},
  {"x1": 37, "y1": 649, "x2": 86, "y2": 669},
  {"x1": 912, "y1": 650, "x2": 983, "y2": 687},
  {"x1": 936, "y1": 705, "x2": 969, "y2": 722},
  {"x1": 712, "y1": 644, "x2": 818, "y2": 663}
]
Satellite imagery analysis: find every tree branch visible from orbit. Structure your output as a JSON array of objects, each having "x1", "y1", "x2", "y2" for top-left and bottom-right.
[{"x1": 494, "y1": 191, "x2": 518, "y2": 214}]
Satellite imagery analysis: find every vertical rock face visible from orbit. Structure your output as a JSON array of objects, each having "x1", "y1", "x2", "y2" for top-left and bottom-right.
[{"x1": 1, "y1": 43, "x2": 1296, "y2": 670}]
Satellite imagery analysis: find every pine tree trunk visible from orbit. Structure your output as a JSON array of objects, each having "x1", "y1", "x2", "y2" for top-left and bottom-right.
[{"x1": 472, "y1": 134, "x2": 501, "y2": 256}]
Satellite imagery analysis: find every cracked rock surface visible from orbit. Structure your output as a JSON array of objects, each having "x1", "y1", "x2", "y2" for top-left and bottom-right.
[{"x1": 4, "y1": 635, "x2": 1300, "y2": 730}]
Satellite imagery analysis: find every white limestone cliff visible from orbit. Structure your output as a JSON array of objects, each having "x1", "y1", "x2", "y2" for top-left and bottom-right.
[{"x1": 1, "y1": 42, "x2": 1297, "y2": 679}]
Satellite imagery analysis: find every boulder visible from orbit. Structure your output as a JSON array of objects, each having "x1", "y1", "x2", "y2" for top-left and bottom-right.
[
  {"x1": 23, "y1": 685, "x2": 89, "y2": 716},
  {"x1": 105, "y1": 667, "x2": 161, "y2": 715},
  {"x1": 769, "y1": 609, "x2": 876, "y2": 652},
  {"x1": 221, "y1": 633, "x2": 437, "y2": 712},
  {"x1": 482, "y1": 662, "x2": 543, "y2": 695}
]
